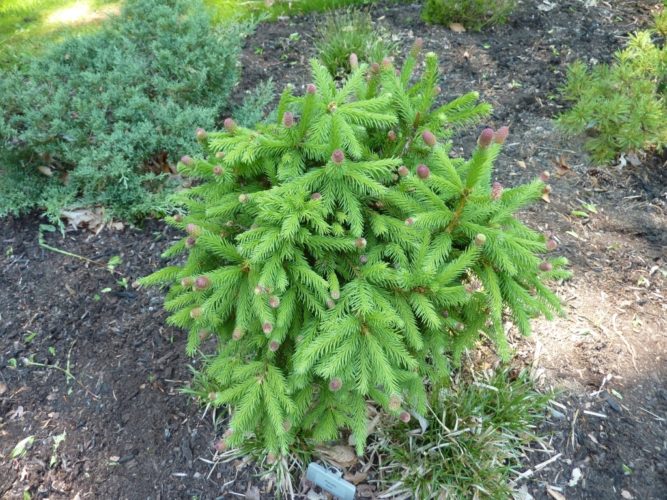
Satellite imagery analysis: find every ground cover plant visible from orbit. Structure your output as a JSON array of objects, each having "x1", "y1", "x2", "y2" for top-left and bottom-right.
[
  {"x1": 422, "y1": 0, "x2": 516, "y2": 31},
  {"x1": 315, "y1": 9, "x2": 397, "y2": 77},
  {"x1": 141, "y1": 43, "x2": 568, "y2": 458},
  {"x1": 0, "y1": 0, "x2": 256, "y2": 222},
  {"x1": 558, "y1": 8, "x2": 667, "y2": 163}
]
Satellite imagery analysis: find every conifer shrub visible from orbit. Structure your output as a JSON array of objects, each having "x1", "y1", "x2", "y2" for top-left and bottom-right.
[
  {"x1": 315, "y1": 9, "x2": 397, "y2": 76},
  {"x1": 0, "y1": 0, "x2": 259, "y2": 221},
  {"x1": 141, "y1": 45, "x2": 568, "y2": 456},
  {"x1": 558, "y1": 20, "x2": 667, "y2": 163},
  {"x1": 422, "y1": 0, "x2": 516, "y2": 31}
]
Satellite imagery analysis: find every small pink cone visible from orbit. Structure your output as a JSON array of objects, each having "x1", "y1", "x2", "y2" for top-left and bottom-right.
[{"x1": 478, "y1": 128, "x2": 495, "y2": 148}]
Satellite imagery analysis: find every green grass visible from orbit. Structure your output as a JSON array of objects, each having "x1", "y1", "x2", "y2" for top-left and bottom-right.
[
  {"x1": 0, "y1": 0, "x2": 119, "y2": 67},
  {"x1": 315, "y1": 9, "x2": 397, "y2": 76},
  {"x1": 377, "y1": 368, "x2": 552, "y2": 499},
  {"x1": 0, "y1": 0, "x2": 412, "y2": 67}
]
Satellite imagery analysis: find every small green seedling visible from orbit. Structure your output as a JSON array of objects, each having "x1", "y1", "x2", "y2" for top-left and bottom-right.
[
  {"x1": 11, "y1": 436, "x2": 35, "y2": 459},
  {"x1": 24, "y1": 331, "x2": 38, "y2": 344},
  {"x1": 50, "y1": 432, "x2": 67, "y2": 467},
  {"x1": 107, "y1": 255, "x2": 123, "y2": 272}
]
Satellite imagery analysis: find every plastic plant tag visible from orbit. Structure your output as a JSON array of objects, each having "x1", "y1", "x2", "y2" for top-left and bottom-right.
[{"x1": 306, "y1": 462, "x2": 356, "y2": 500}]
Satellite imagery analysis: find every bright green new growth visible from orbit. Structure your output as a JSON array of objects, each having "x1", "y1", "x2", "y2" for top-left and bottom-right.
[
  {"x1": 141, "y1": 46, "x2": 568, "y2": 456},
  {"x1": 558, "y1": 21, "x2": 667, "y2": 163},
  {"x1": 422, "y1": 0, "x2": 516, "y2": 31}
]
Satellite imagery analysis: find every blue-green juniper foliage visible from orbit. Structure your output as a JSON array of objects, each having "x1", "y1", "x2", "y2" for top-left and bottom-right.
[{"x1": 141, "y1": 46, "x2": 568, "y2": 456}]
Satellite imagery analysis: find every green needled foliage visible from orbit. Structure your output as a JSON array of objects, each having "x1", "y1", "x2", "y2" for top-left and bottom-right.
[
  {"x1": 558, "y1": 20, "x2": 667, "y2": 163},
  {"x1": 141, "y1": 46, "x2": 568, "y2": 457}
]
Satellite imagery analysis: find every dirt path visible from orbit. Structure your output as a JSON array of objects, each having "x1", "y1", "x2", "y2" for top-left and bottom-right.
[{"x1": 1, "y1": 0, "x2": 665, "y2": 498}]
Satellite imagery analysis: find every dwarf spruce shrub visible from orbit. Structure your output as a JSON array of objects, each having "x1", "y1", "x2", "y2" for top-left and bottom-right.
[
  {"x1": 422, "y1": 0, "x2": 516, "y2": 31},
  {"x1": 141, "y1": 46, "x2": 568, "y2": 456},
  {"x1": 558, "y1": 22, "x2": 667, "y2": 163},
  {"x1": 0, "y1": 0, "x2": 256, "y2": 221}
]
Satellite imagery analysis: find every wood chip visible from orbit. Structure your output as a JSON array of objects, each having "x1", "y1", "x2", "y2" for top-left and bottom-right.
[{"x1": 546, "y1": 487, "x2": 566, "y2": 500}]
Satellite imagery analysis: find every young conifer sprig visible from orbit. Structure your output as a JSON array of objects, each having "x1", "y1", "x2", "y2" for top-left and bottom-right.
[{"x1": 140, "y1": 49, "x2": 569, "y2": 457}]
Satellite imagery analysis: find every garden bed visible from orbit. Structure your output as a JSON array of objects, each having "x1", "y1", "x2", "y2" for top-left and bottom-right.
[{"x1": 1, "y1": 0, "x2": 666, "y2": 498}]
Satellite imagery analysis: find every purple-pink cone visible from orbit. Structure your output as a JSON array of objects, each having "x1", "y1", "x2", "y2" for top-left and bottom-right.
[
  {"x1": 539, "y1": 261, "x2": 553, "y2": 272},
  {"x1": 331, "y1": 290, "x2": 340, "y2": 300},
  {"x1": 399, "y1": 411, "x2": 411, "y2": 423},
  {"x1": 238, "y1": 193, "x2": 250, "y2": 204},
  {"x1": 359, "y1": 255, "x2": 368, "y2": 264},
  {"x1": 223, "y1": 118, "x2": 236, "y2": 133},
  {"x1": 282, "y1": 112, "x2": 294, "y2": 128},
  {"x1": 195, "y1": 276, "x2": 210, "y2": 290},
  {"x1": 546, "y1": 239, "x2": 558, "y2": 252},
  {"x1": 478, "y1": 128, "x2": 495, "y2": 148},
  {"x1": 398, "y1": 165, "x2": 409, "y2": 177},
  {"x1": 180, "y1": 155, "x2": 193, "y2": 166},
  {"x1": 422, "y1": 130, "x2": 436, "y2": 147},
  {"x1": 311, "y1": 192, "x2": 322, "y2": 201},
  {"x1": 213, "y1": 438, "x2": 227, "y2": 453},
  {"x1": 387, "y1": 130, "x2": 397, "y2": 142},
  {"x1": 349, "y1": 53, "x2": 359, "y2": 70},
  {"x1": 405, "y1": 217, "x2": 415, "y2": 226},
  {"x1": 382, "y1": 57, "x2": 392, "y2": 69},
  {"x1": 540, "y1": 170, "x2": 551, "y2": 182},
  {"x1": 186, "y1": 223, "x2": 200, "y2": 236},
  {"x1": 190, "y1": 307, "x2": 202, "y2": 319},
  {"x1": 370, "y1": 62, "x2": 380, "y2": 74},
  {"x1": 306, "y1": 83, "x2": 317, "y2": 94},
  {"x1": 355, "y1": 237, "x2": 367, "y2": 249},
  {"x1": 491, "y1": 181, "x2": 503, "y2": 200},
  {"x1": 493, "y1": 126, "x2": 510, "y2": 144},
  {"x1": 269, "y1": 296, "x2": 280, "y2": 309},
  {"x1": 262, "y1": 322, "x2": 273, "y2": 335},
  {"x1": 232, "y1": 328, "x2": 244, "y2": 341},
  {"x1": 416, "y1": 164, "x2": 430, "y2": 179},
  {"x1": 329, "y1": 378, "x2": 342, "y2": 392},
  {"x1": 213, "y1": 165, "x2": 223, "y2": 176},
  {"x1": 326, "y1": 298, "x2": 335, "y2": 310},
  {"x1": 331, "y1": 149, "x2": 345, "y2": 165},
  {"x1": 185, "y1": 236, "x2": 196, "y2": 248},
  {"x1": 181, "y1": 277, "x2": 193, "y2": 288},
  {"x1": 196, "y1": 128, "x2": 207, "y2": 141},
  {"x1": 268, "y1": 341, "x2": 280, "y2": 352}
]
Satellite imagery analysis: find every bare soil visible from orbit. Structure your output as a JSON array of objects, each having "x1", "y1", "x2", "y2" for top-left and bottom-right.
[{"x1": 1, "y1": 0, "x2": 666, "y2": 498}]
